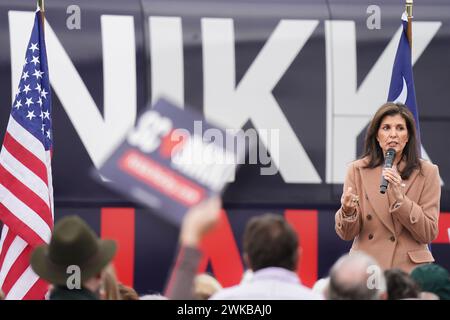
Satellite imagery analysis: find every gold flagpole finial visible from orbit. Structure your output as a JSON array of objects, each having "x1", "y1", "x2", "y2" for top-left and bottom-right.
[
  {"x1": 38, "y1": 0, "x2": 45, "y2": 12},
  {"x1": 406, "y1": 0, "x2": 413, "y2": 18},
  {"x1": 37, "y1": 0, "x2": 45, "y2": 32},
  {"x1": 405, "y1": 0, "x2": 413, "y2": 46}
]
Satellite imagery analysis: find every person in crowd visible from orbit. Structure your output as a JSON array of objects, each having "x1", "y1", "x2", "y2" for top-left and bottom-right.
[
  {"x1": 384, "y1": 268, "x2": 419, "y2": 300},
  {"x1": 312, "y1": 277, "x2": 329, "y2": 298},
  {"x1": 327, "y1": 252, "x2": 387, "y2": 300},
  {"x1": 100, "y1": 264, "x2": 121, "y2": 300},
  {"x1": 165, "y1": 200, "x2": 321, "y2": 300},
  {"x1": 418, "y1": 291, "x2": 440, "y2": 300},
  {"x1": 118, "y1": 283, "x2": 140, "y2": 300},
  {"x1": 193, "y1": 273, "x2": 222, "y2": 300},
  {"x1": 240, "y1": 270, "x2": 254, "y2": 283},
  {"x1": 210, "y1": 214, "x2": 322, "y2": 300},
  {"x1": 164, "y1": 197, "x2": 222, "y2": 300},
  {"x1": 335, "y1": 102, "x2": 441, "y2": 272},
  {"x1": 140, "y1": 293, "x2": 168, "y2": 300},
  {"x1": 99, "y1": 263, "x2": 140, "y2": 300},
  {"x1": 30, "y1": 215, "x2": 117, "y2": 300},
  {"x1": 410, "y1": 263, "x2": 450, "y2": 300}
]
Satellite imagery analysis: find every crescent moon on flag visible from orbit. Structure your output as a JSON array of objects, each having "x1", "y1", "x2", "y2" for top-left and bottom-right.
[{"x1": 394, "y1": 76, "x2": 408, "y2": 104}]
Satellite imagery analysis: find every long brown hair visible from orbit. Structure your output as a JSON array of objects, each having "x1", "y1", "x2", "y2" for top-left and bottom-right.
[{"x1": 361, "y1": 102, "x2": 421, "y2": 179}]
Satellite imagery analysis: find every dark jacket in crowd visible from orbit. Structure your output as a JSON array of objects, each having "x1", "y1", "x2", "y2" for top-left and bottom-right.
[{"x1": 50, "y1": 286, "x2": 99, "y2": 300}]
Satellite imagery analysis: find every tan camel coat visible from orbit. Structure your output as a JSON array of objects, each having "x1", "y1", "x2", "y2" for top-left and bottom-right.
[{"x1": 335, "y1": 158, "x2": 441, "y2": 273}]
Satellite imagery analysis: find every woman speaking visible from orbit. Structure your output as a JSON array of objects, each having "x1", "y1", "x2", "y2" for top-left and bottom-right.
[{"x1": 335, "y1": 102, "x2": 441, "y2": 273}]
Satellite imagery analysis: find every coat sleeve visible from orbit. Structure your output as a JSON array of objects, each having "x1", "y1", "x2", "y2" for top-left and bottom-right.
[
  {"x1": 335, "y1": 162, "x2": 362, "y2": 241},
  {"x1": 164, "y1": 245, "x2": 202, "y2": 300},
  {"x1": 390, "y1": 164, "x2": 441, "y2": 244}
]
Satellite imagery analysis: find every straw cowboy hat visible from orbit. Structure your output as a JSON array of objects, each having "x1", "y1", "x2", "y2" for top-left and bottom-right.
[{"x1": 31, "y1": 215, "x2": 117, "y2": 286}]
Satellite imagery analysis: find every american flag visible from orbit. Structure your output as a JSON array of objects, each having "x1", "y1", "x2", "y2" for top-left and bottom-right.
[{"x1": 0, "y1": 9, "x2": 53, "y2": 300}]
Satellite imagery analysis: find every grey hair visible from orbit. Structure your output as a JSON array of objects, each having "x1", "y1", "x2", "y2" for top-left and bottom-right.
[{"x1": 328, "y1": 252, "x2": 386, "y2": 300}]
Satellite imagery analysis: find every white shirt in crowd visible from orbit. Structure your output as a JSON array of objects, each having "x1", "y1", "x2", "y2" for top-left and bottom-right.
[{"x1": 210, "y1": 267, "x2": 323, "y2": 300}]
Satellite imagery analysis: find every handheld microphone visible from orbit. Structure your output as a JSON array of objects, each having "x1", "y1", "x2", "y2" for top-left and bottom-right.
[{"x1": 380, "y1": 148, "x2": 396, "y2": 194}]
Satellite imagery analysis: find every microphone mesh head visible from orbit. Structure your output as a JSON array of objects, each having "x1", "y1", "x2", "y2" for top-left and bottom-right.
[{"x1": 386, "y1": 148, "x2": 396, "y2": 157}]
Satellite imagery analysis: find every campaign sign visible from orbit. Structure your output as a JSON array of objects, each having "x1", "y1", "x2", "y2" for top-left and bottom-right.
[{"x1": 97, "y1": 98, "x2": 245, "y2": 225}]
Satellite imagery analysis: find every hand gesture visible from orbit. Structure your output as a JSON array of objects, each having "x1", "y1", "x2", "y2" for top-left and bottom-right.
[
  {"x1": 180, "y1": 197, "x2": 222, "y2": 247},
  {"x1": 341, "y1": 186, "x2": 359, "y2": 215},
  {"x1": 382, "y1": 165, "x2": 405, "y2": 202}
]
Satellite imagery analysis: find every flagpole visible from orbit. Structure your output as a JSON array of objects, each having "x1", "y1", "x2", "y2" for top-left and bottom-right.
[
  {"x1": 37, "y1": 0, "x2": 45, "y2": 32},
  {"x1": 406, "y1": 0, "x2": 413, "y2": 47}
]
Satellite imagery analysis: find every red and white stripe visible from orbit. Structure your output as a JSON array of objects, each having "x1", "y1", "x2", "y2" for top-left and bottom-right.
[{"x1": 0, "y1": 116, "x2": 53, "y2": 300}]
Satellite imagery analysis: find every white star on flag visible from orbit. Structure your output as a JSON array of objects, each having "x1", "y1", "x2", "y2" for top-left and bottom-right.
[
  {"x1": 14, "y1": 100, "x2": 23, "y2": 109},
  {"x1": 31, "y1": 55, "x2": 40, "y2": 66},
  {"x1": 25, "y1": 97, "x2": 34, "y2": 107},
  {"x1": 23, "y1": 84, "x2": 31, "y2": 94},
  {"x1": 29, "y1": 42, "x2": 39, "y2": 53},
  {"x1": 22, "y1": 71, "x2": 29, "y2": 80},
  {"x1": 32, "y1": 69, "x2": 44, "y2": 79},
  {"x1": 26, "y1": 110, "x2": 36, "y2": 120},
  {"x1": 41, "y1": 89, "x2": 48, "y2": 99}
]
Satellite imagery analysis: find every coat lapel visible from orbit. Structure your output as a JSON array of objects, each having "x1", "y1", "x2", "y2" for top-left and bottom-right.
[
  {"x1": 395, "y1": 160, "x2": 421, "y2": 196},
  {"x1": 392, "y1": 167, "x2": 421, "y2": 235},
  {"x1": 403, "y1": 168, "x2": 420, "y2": 195},
  {"x1": 359, "y1": 162, "x2": 422, "y2": 236},
  {"x1": 360, "y1": 165, "x2": 395, "y2": 234}
]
